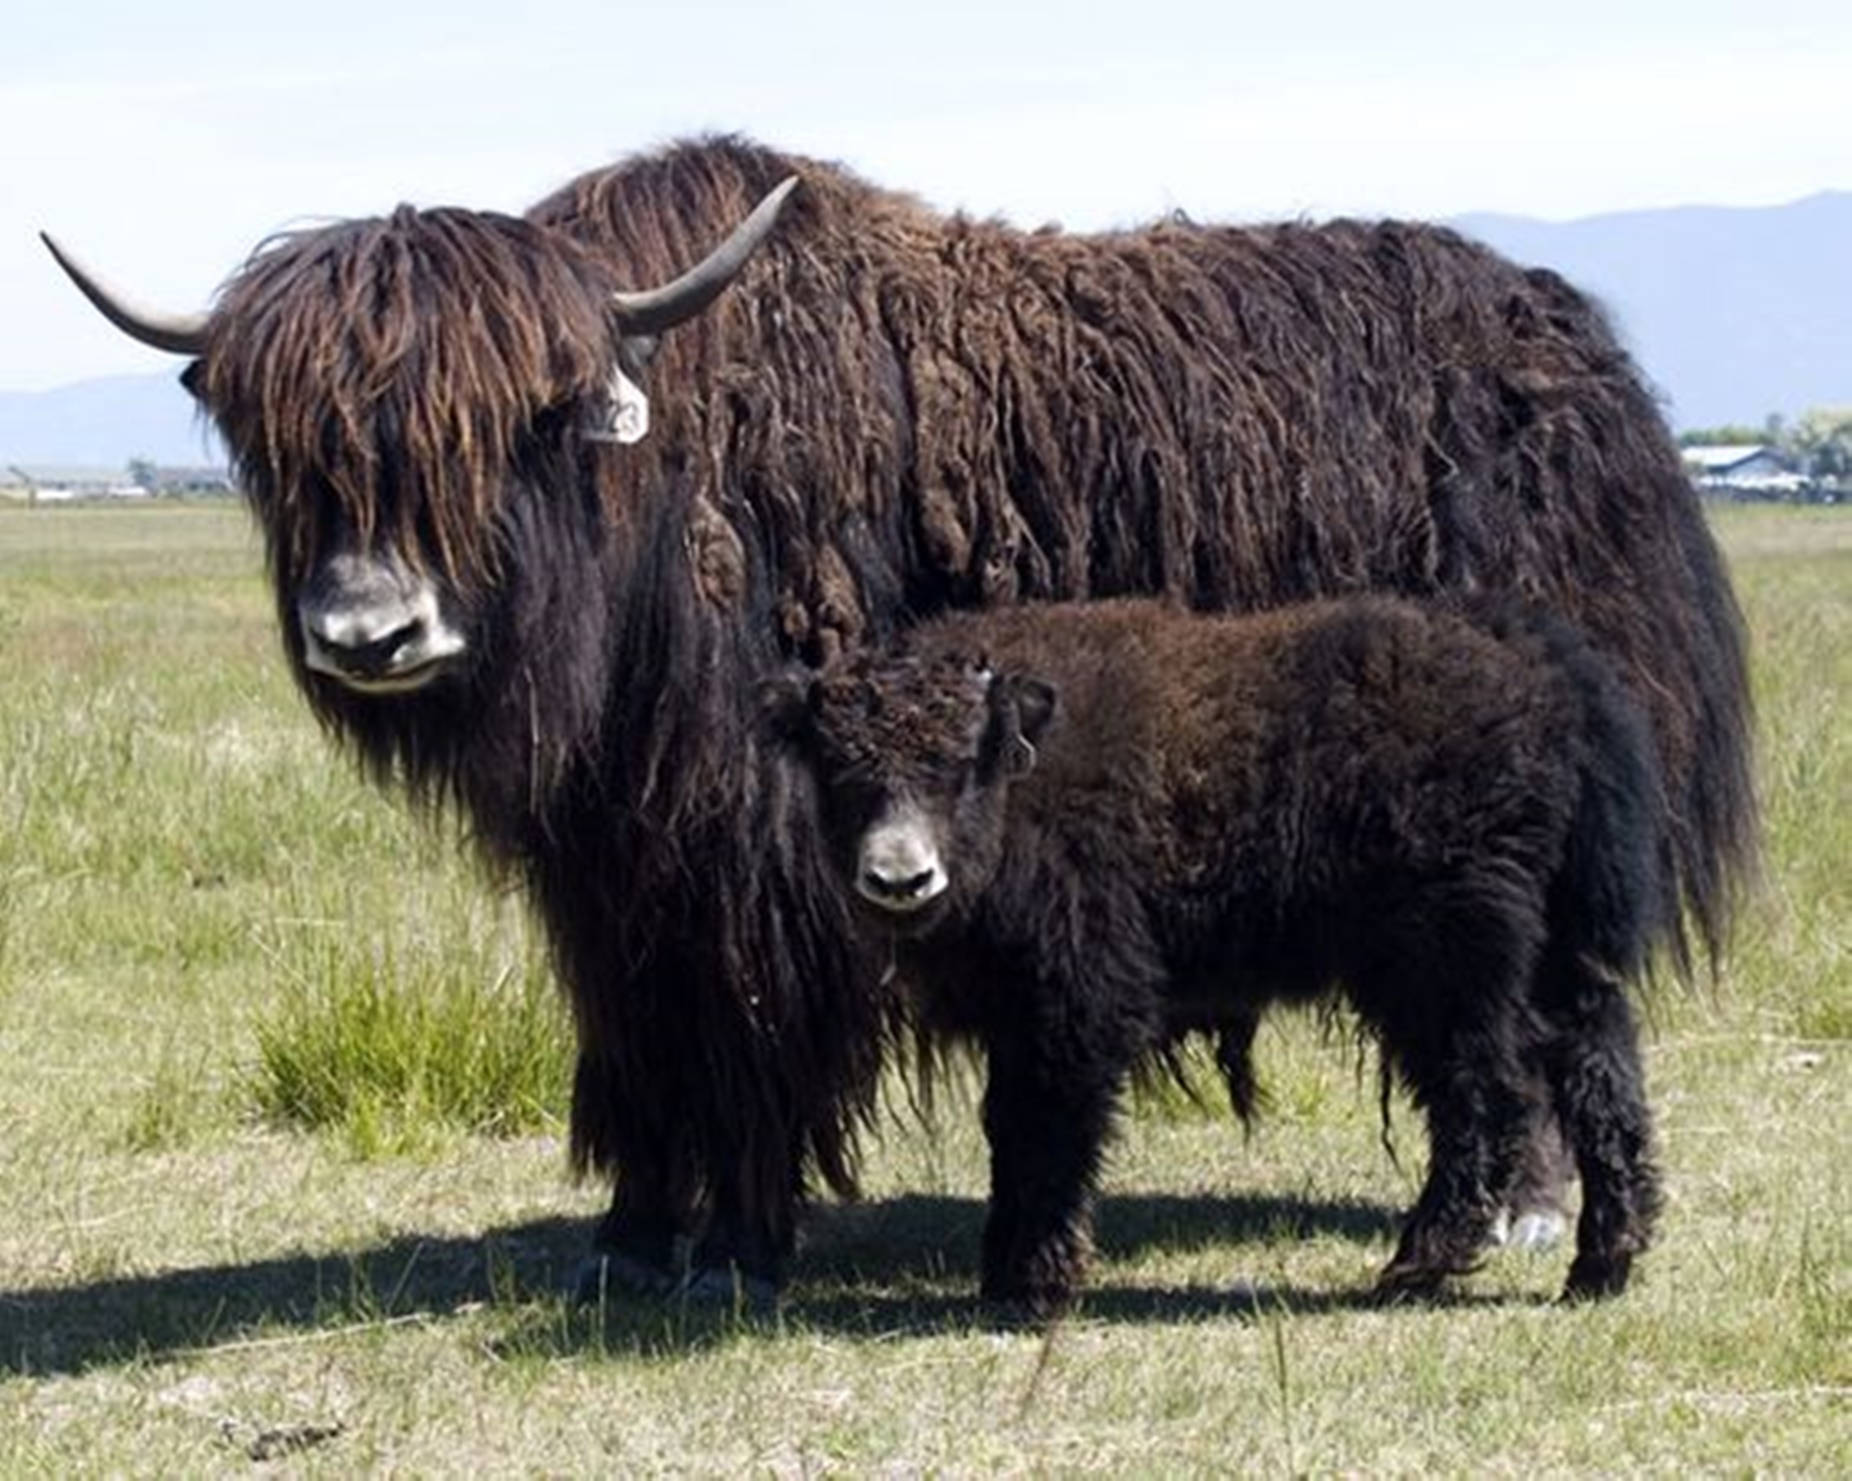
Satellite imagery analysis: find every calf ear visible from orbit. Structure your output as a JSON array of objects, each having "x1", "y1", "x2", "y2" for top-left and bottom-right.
[
  {"x1": 756, "y1": 671, "x2": 818, "y2": 746},
  {"x1": 1009, "y1": 675, "x2": 1058, "y2": 745}
]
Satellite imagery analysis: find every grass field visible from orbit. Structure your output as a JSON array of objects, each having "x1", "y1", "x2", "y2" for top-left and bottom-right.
[{"x1": 0, "y1": 501, "x2": 1845, "y2": 1473}]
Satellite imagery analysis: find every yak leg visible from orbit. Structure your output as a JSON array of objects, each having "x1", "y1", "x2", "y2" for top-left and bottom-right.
[
  {"x1": 571, "y1": 1047, "x2": 707, "y2": 1300},
  {"x1": 1536, "y1": 960, "x2": 1661, "y2": 1301},
  {"x1": 574, "y1": 1082, "x2": 796, "y2": 1309},
  {"x1": 568, "y1": 923, "x2": 821, "y2": 1308},
  {"x1": 684, "y1": 1149, "x2": 803, "y2": 1310}
]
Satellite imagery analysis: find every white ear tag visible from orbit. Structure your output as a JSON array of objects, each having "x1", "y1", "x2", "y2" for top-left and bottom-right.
[{"x1": 589, "y1": 365, "x2": 650, "y2": 444}]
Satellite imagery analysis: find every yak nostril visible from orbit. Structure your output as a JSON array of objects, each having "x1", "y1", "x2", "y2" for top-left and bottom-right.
[
  {"x1": 863, "y1": 867, "x2": 938, "y2": 900},
  {"x1": 315, "y1": 619, "x2": 425, "y2": 674},
  {"x1": 368, "y1": 620, "x2": 423, "y2": 656},
  {"x1": 353, "y1": 622, "x2": 421, "y2": 661}
]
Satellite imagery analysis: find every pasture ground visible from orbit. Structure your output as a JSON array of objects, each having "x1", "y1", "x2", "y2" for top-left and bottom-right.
[{"x1": 0, "y1": 501, "x2": 1845, "y2": 1474}]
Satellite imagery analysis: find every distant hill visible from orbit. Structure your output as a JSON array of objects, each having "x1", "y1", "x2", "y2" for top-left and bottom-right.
[
  {"x1": 4, "y1": 192, "x2": 1848, "y2": 463},
  {"x1": 0, "y1": 373, "x2": 222, "y2": 469},
  {"x1": 1450, "y1": 192, "x2": 1852, "y2": 430}
]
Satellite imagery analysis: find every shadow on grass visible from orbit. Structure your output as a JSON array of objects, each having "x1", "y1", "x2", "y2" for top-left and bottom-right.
[
  {"x1": 797, "y1": 1188, "x2": 1399, "y2": 1284},
  {"x1": 0, "y1": 1188, "x2": 1457, "y2": 1377}
]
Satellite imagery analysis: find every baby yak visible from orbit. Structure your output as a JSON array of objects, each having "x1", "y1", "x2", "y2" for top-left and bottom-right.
[{"x1": 765, "y1": 596, "x2": 1670, "y2": 1315}]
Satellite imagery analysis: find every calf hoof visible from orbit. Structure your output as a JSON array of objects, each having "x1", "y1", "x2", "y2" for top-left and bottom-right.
[
  {"x1": 1371, "y1": 1262, "x2": 1449, "y2": 1303},
  {"x1": 981, "y1": 1290, "x2": 1074, "y2": 1326},
  {"x1": 1373, "y1": 1245, "x2": 1482, "y2": 1302},
  {"x1": 1561, "y1": 1251, "x2": 1633, "y2": 1302},
  {"x1": 980, "y1": 1273, "x2": 1078, "y2": 1325}
]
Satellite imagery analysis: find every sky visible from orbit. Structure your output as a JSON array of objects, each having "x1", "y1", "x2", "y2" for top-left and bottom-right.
[{"x1": 6, "y1": 0, "x2": 1851, "y2": 390}]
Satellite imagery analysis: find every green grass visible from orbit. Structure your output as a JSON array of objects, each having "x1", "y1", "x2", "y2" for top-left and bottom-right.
[
  {"x1": 247, "y1": 912, "x2": 569, "y2": 1155},
  {"x1": 0, "y1": 499, "x2": 1846, "y2": 1474}
]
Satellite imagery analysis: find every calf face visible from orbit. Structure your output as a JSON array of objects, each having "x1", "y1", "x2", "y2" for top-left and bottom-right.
[{"x1": 764, "y1": 653, "x2": 1056, "y2": 931}]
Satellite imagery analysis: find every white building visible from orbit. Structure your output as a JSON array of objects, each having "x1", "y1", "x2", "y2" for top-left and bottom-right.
[{"x1": 1680, "y1": 444, "x2": 1809, "y2": 496}]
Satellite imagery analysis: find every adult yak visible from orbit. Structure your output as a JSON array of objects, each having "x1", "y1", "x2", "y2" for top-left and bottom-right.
[{"x1": 45, "y1": 135, "x2": 1753, "y2": 1298}]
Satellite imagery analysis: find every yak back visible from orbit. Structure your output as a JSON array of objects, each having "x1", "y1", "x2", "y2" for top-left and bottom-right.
[{"x1": 530, "y1": 135, "x2": 1749, "y2": 971}]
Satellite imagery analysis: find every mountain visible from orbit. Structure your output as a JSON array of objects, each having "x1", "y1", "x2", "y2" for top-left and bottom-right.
[
  {"x1": 4, "y1": 192, "x2": 1848, "y2": 464},
  {"x1": 0, "y1": 373, "x2": 222, "y2": 470},
  {"x1": 1449, "y1": 192, "x2": 1852, "y2": 430}
]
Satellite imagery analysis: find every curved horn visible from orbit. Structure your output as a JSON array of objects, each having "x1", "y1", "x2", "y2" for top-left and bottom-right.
[
  {"x1": 610, "y1": 175, "x2": 799, "y2": 335},
  {"x1": 40, "y1": 232, "x2": 209, "y2": 356}
]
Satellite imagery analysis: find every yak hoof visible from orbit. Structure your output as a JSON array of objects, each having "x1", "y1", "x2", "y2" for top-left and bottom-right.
[
  {"x1": 569, "y1": 1250, "x2": 678, "y2": 1305},
  {"x1": 569, "y1": 1253, "x2": 779, "y2": 1311},
  {"x1": 677, "y1": 1263, "x2": 781, "y2": 1312},
  {"x1": 1485, "y1": 1206, "x2": 1569, "y2": 1254}
]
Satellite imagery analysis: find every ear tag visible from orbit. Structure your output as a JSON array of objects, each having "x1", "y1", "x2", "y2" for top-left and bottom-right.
[{"x1": 588, "y1": 365, "x2": 650, "y2": 444}]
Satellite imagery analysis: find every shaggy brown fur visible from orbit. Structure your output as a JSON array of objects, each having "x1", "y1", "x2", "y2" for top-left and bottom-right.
[
  {"x1": 531, "y1": 139, "x2": 1751, "y2": 963},
  {"x1": 169, "y1": 134, "x2": 1748, "y2": 1289},
  {"x1": 189, "y1": 207, "x2": 625, "y2": 594},
  {"x1": 773, "y1": 596, "x2": 1669, "y2": 1312}
]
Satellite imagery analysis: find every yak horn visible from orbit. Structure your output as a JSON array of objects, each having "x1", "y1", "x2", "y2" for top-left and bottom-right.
[
  {"x1": 41, "y1": 232, "x2": 209, "y2": 356},
  {"x1": 610, "y1": 175, "x2": 799, "y2": 335}
]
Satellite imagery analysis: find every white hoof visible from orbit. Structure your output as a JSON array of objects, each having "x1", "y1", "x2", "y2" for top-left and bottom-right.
[{"x1": 1508, "y1": 1209, "x2": 1568, "y2": 1254}]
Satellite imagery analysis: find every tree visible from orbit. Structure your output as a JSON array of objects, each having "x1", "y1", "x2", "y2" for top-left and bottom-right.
[
  {"x1": 126, "y1": 457, "x2": 158, "y2": 494},
  {"x1": 1677, "y1": 424, "x2": 1767, "y2": 447},
  {"x1": 1788, "y1": 408, "x2": 1852, "y2": 486}
]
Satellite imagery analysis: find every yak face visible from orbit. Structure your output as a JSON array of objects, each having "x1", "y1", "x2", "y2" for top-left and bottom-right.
[
  {"x1": 171, "y1": 206, "x2": 637, "y2": 707},
  {"x1": 766, "y1": 651, "x2": 1057, "y2": 935},
  {"x1": 44, "y1": 177, "x2": 800, "y2": 713}
]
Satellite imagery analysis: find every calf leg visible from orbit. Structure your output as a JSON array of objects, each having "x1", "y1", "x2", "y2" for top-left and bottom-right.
[
  {"x1": 980, "y1": 995, "x2": 1143, "y2": 1319},
  {"x1": 1375, "y1": 1040, "x2": 1535, "y2": 1297},
  {"x1": 1536, "y1": 962, "x2": 1661, "y2": 1300},
  {"x1": 1350, "y1": 898, "x2": 1548, "y2": 1297}
]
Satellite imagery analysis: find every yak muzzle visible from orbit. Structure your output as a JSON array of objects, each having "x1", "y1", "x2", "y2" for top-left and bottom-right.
[
  {"x1": 855, "y1": 803, "x2": 950, "y2": 915},
  {"x1": 297, "y1": 552, "x2": 467, "y2": 694}
]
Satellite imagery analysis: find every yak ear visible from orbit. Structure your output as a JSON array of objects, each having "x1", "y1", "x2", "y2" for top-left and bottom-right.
[
  {"x1": 617, "y1": 334, "x2": 660, "y2": 376},
  {"x1": 985, "y1": 672, "x2": 1058, "y2": 778},
  {"x1": 756, "y1": 670, "x2": 818, "y2": 747},
  {"x1": 586, "y1": 361, "x2": 653, "y2": 445}
]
